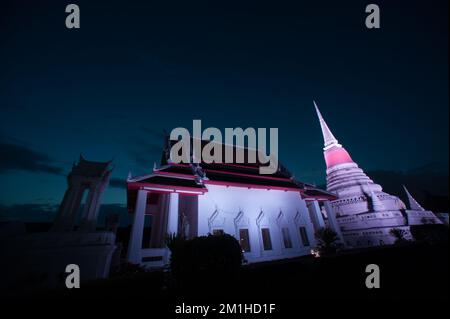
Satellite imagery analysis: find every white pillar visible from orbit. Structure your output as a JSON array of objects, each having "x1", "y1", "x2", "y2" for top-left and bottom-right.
[
  {"x1": 163, "y1": 192, "x2": 179, "y2": 265},
  {"x1": 79, "y1": 187, "x2": 97, "y2": 232},
  {"x1": 51, "y1": 185, "x2": 77, "y2": 232},
  {"x1": 307, "y1": 200, "x2": 326, "y2": 230},
  {"x1": 127, "y1": 189, "x2": 148, "y2": 264},
  {"x1": 323, "y1": 201, "x2": 345, "y2": 245},
  {"x1": 167, "y1": 192, "x2": 179, "y2": 236},
  {"x1": 67, "y1": 185, "x2": 87, "y2": 231},
  {"x1": 80, "y1": 183, "x2": 106, "y2": 232}
]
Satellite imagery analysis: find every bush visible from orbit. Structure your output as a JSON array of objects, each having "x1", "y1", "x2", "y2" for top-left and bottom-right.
[
  {"x1": 410, "y1": 224, "x2": 449, "y2": 245},
  {"x1": 389, "y1": 228, "x2": 409, "y2": 245},
  {"x1": 110, "y1": 262, "x2": 149, "y2": 277},
  {"x1": 167, "y1": 233, "x2": 243, "y2": 293},
  {"x1": 315, "y1": 227, "x2": 339, "y2": 255}
]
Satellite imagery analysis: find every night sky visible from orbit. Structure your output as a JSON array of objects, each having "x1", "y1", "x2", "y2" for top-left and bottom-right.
[{"x1": 0, "y1": 0, "x2": 448, "y2": 224}]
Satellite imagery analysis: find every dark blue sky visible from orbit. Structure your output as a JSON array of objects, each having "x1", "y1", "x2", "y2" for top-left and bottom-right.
[{"x1": 0, "y1": 0, "x2": 448, "y2": 222}]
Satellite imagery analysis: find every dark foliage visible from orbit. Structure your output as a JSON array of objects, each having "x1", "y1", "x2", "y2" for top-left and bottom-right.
[
  {"x1": 315, "y1": 227, "x2": 339, "y2": 255},
  {"x1": 389, "y1": 228, "x2": 409, "y2": 245},
  {"x1": 110, "y1": 262, "x2": 149, "y2": 277},
  {"x1": 167, "y1": 233, "x2": 243, "y2": 295},
  {"x1": 411, "y1": 224, "x2": 449, "y2": 245}
]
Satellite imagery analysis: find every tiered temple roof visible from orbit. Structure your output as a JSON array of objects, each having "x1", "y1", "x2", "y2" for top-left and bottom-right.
[{"x1": 126, "y1": 137, "x2": 336, "y2": 211}]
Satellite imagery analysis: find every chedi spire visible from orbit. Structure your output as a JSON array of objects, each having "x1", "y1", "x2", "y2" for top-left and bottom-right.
[
  {"x1": 313, "y1": 101, "x2": 353, "y2": 169},
  {"x1": 314, "y1": 100, "x2": 341, "y2": 150}
]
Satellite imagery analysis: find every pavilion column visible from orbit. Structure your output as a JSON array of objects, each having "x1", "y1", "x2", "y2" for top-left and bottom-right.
[
  {"x1": 127, "y1": 189, "x2": 148, "y2": 264},
  {"x1": 166, "y1": 192, "x2": 179, "y2": 237},
  {"x1": 51, "y1": 184, "x2": 78, "y2": 232},
  {"x1": 80, "y1": 172, "x2": 110, "y2": 232},
  {"x1": 66, "y1": 185, "x2": 88, "y2": 231},
  {"x1": 79, "y1": 185, "x2": 103, "y2": 232},
  {"x1": 79, "y1": 186, "x2": 96, "y2": 231},
  {"x1": 163, "y1": 192, "x2": 179, "y2": 264},
  {"x1": 323, "y1": 201, "x2": 345, "y2": 245},
  {"x1": 307, "y1": 200, "x2": 326, "y2": 231}
]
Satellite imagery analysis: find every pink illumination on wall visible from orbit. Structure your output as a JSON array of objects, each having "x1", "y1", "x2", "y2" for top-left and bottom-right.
[{"x1": 324, "y1": 146, "x2": 353, "y2": 168}]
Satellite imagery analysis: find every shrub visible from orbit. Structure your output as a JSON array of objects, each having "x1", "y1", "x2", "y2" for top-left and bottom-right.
[
  {"x1": 410, "y1": 224, "x2": 449, "y2": 245},
  {"x1": 167, "y1": 233, "x2": 243, "y2": 292},
  {"x1": 389, "y1": 228, "x2": 409, "y2": 245},
  {"x1": 315, "y1": 227, "x2": 339, "y2": 255},
  {"x1": 110, "y1": 262, "x2": 149, "y2": 277}
]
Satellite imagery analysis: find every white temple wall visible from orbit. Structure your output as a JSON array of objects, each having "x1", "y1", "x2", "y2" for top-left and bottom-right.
[{"x1": 197, "y1": 184, "x2": 315, "y2": 263}]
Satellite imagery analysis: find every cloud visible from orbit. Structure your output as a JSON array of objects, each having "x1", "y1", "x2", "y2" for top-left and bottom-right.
[
  {"x1": 0, "y1": 139, "x2": 63, "y2": 175},
  {"x1": 140, "y1": 126, "x2": 166, "y2": 140},
  {"x1": 132, "y1": 148, "x2": 161, "y2": 169},
  {"x1": 367, "y1": 167, "x2": 449, "y2": 206},
  {"x1": 0, "y1": 203, "x2": 58, "y2": 222},
  {"x1": 128, "y1": 127, "x2": 165, "y2": 170},
  {"x1": 0, "y1": 202, "x2": 130, "y2": 226}
]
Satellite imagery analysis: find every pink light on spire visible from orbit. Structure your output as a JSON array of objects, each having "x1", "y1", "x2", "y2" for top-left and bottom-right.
[
  {"x1": 323, "y1": 146, "x2": 353, "y2": 168},
  {"x1": 314, "y1": 101, "x2": 354, "y2": 169}
]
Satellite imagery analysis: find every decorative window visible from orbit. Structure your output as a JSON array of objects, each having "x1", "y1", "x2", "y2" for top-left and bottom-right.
[
  {"x1": 261, "y1": 228, "x2": 272, "y2": 250},
  {"x1": 299, "y1": 227, "x2": 310, "y2": 246},
  {"x1": 281, "y1": 227, "x2": 292, "y2": 249},
  {"x1": 239, "y1": 229, "x2": 251, "y2": 252}
]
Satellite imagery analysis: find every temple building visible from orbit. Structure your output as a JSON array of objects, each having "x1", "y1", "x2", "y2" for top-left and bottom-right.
[
  {"x1": 126, "y1": 140, "x2": 339, "y2": 268},
  {"x1": 314, "y1": 102, "x2": 442, "y2": 247}
]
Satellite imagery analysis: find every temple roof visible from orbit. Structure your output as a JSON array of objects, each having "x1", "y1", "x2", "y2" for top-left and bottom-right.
[
  {"x1": 127, "y1": 137, "x2": 336, "y2": 200},
  {"x1": 161, "y1": 137, "x2": 284, "y2": 170},
  {"x1": 136, "y1": 175, "x2": 205, "y2": 189}
]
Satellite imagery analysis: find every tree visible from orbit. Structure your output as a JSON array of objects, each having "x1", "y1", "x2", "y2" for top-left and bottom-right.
[
  {"x1": 166, "y1": 233, "x2": 243, "y2": 294},
  {"x1": 315, "y1": 227, "x2": 339, "y2": 255},
  {"x1": 389, "y1": 228, "x2": 408, "y2": 244}
]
